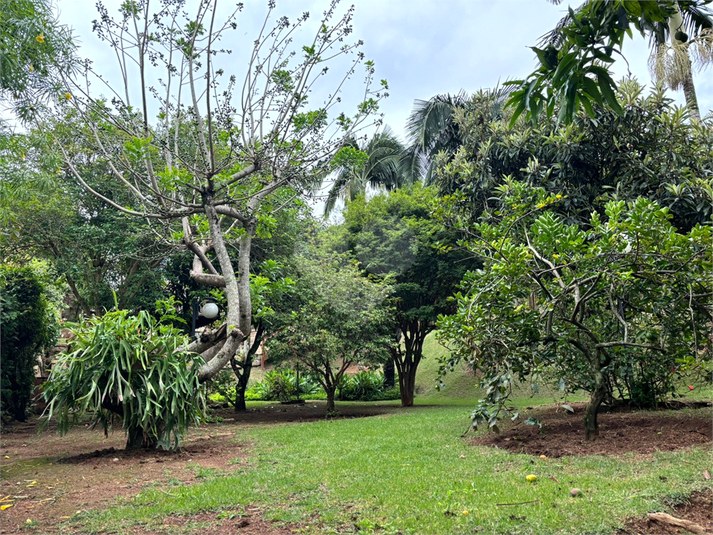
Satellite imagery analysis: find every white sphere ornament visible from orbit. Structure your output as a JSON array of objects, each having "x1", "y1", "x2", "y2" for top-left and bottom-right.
[{"x1": 201, "y1": 302, "x2": 219, "y2": 319}]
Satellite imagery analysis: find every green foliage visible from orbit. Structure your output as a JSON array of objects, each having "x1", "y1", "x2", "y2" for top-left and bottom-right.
[
  {"x1": 0, "y1": 263, "x2": 59, "y2": 422},
  {"x1": 269, "y1": 254, "x2": 393, "y2": 411},
  {"x1": 0, "y1": 0, "x2": 76, "y2": 120},
  {"x1": 506, "y1": 1, "x2": 713, "y2": 123},
  {"x1": 438, "y1": 181, "x2": 712, "y2": 435},
  {"x1": 335, "y1": 184, "x2": 477, "y2": 405},
  {"x1": 324, "y1": 127, "x2": 411, "y2": 217},
  {"x1": 248, "y1": 369, "x2": 321, "y2": 402},
  {"x1": 42, "y1": 304, "x2": 206, "y2": 449},
  {"x1": 338, "y1": 370, "x2": 387, "y2": 401},
  {"x1": 433, "y1": 82, "x2": 713, "y2": 231},
  {"x1": 0, "y1": 124, "x2": 172, "y2": 316}
]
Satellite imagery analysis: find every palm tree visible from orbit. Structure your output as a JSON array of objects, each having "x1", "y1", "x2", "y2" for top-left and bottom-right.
[
  {"x1": 647, "y1": 1, "x2": 713, "y2": 121},
  {"x1": 540, "y1": 1, "x2": 712, "y2": 121},
  {"x1": 322, "y1": 126, "x2": 410, "y2": 217},
  {"x1": 404, "y1": 86, "x2": 514, "y2": 184}
]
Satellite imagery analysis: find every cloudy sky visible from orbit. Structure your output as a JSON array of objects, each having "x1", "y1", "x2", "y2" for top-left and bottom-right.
[{"x1": 55, "y1": 0, "x2": 711, "y2": 141}]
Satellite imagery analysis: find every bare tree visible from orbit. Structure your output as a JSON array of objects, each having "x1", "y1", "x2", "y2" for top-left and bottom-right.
[{"x1": 43, "y1": 0, "x2": 386, "y2": 380}]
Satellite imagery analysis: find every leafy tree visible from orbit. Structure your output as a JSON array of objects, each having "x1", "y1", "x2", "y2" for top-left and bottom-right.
[
  {"x1": 34, "y1": 1, "x2": 386, "y2": 383},
  {"x1": 336, "y1": 184, "x2": 475, "y2": 406},
  {"x1": 0, "y1": 0, "x2": 76, "y2": 121},
  {"x1": 403, "y1": 88, "x2": 513, "y2": 183},
  {"x1": 43, "y1": 302, "x2": 206, "y2": 450},
  {"x1": 507, "y1": 1, "x2": 713, "y2": 124},
  {"x1": 323, "y1": 126, "x2": 411, "y2": 217},
  {"x1": 269, "y1": 254, "x2": 393, "y2": 413},
  {"x1": 432, "y1": 81, "x2": 713, "y2": 231},
  {"x1": 0, "y1": 262, "x2": 59, "y2": 422},
  {"x1": 438, "y1": 180, "x2": 712, "y2": 440}
]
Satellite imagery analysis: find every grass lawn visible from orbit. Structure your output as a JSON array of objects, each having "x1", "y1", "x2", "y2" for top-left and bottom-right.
[
  {"x1": 6, "y1": 334, "x2": 709, "y2": 534},
  {"x1": 72, "y1": 399, "x2": 711, "y2": 535}
]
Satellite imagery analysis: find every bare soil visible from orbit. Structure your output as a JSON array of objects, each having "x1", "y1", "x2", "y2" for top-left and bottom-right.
[
  {"x1": 618, "y1": 487, "x2": 712, "y2": 535},
  {"x1": 1, "y1": 401, "x2": 710, "y2": 534},
  {"x1": 469, "y1": 401, "x2": 712, "y2": 457}
]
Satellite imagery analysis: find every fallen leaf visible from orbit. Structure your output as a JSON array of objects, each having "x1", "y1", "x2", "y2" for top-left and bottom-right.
[
  {"x1": 1, "y1": 504, "x2": 13, "y2": 510},
  {"x1": 59, "y1": 516, "x2": 71, "y2": 520},
  {"x1": 704, "y1": 470, "x2": 711, "y2": 480},
  {"x1": 549, "y1": 476, "x2": 560, "y2": 483}
]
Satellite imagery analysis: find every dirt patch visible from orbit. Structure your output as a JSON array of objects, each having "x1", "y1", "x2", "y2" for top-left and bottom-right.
[
  {"x1": 618, "y1": 487, "x2": 713, "y2": 535},
  {"x1": 469, "y1": 402, "x2": 712, "y2": 457},
  {"x1": 158, "y1": 510, "x2": 297, "y2": 535},
  {"x1": 0, "y1": 402, "x2": 397, "y2": 534}
]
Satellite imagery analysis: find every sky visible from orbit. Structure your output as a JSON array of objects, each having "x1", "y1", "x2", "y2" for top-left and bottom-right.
[
  {"x1": 54, "y1": 0, "x2": 712, "y2": 139},
  {"x1": 52, "y1": 0, "x2": 711, "y2": 216}
]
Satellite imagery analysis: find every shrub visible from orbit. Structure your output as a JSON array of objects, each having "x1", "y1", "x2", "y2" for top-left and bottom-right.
[
  {"x1": 338, "y1": 370, "x2": 386, "y2": 401},
  {"x1": 42, "y1": 305, "x2": 206, "y2": 450},
  {"x1": 249, "y1": 369, "x2": 321, "y2": 401},
  {"x1": 0, "y1": 264, "x2": 58, "y2": 422}
]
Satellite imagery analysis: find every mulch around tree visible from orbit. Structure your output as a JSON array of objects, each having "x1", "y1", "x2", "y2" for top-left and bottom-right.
[{"x1": 468, "y1": 401, "x2": 712, "y2": 457}]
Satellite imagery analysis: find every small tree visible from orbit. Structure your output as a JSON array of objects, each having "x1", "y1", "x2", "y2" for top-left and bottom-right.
[
  {"x1": 269, "y1": 255, "x2": 393, "y2": 413},
  {"x1": 438, "y1": 180, "x2": 712, "y2": 440},
  {"x1": 0, "y1": 263, "x2": 59, "y2": 422},
  {"x1": 43, "y1": 302, "x2": 206, "y2": 450},
  {"x1": 337, "y1": 184, "x2": 475, "y2": 406}
]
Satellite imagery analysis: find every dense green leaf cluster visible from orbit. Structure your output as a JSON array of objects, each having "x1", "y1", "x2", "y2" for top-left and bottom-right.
[
  {"x1": 506, "y1": 1, "x2": 712, "y2": 124},
  {"x1": 268, "y1": 254, "x2": 393, "y2": 412},
  {"x1": 433, "y1": 82, "x2": 713, "y2": 230},
  {"x1": 0, "y1": 263, "x2": 59, "y2": 422}
]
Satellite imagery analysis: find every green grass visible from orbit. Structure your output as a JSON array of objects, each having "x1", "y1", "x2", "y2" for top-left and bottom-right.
[
  {"x1": 72, "y1": 402, "x2": 711, "y2": 535},
  {"x1": 414, "y1": 334, "x2": 588, "y2": 407}
]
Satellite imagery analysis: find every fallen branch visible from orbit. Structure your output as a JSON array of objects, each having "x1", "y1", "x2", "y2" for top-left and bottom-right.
[
  {"x1": 647, "y1": 512, "x2": 710, "y2": 535},
  {"x1": 496, "y1": 500, "x2": 540, "y2": 507}
]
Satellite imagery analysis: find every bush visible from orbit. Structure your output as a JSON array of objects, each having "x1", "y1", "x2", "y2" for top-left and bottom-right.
[
  {"x1": 42, "y1": 305, "x2": 206, "y2": 450},
  {"x1": 248, "y1": 369, "x2": 321, "y2": 401},
  {"x1": 338, "y1": 370, "x2": 387, "y2": 401},
  {"x1": 0, "y1": 264, "x2": 58, "y2": 422}
]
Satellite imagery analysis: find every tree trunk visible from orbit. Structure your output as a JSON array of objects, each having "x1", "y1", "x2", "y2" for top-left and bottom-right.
[
  {"x1": 234, "y1": 391, "x2": 247, "y2": 411},
  {"x1": 584, "y1": 370, "x2": 607, "y2": 441},
  {"x1": 383, "y1": 356, "x2": 395, "y2": 389},
  {"x1": 681, "y1": 72, "x2": 700, "y2": 122},
  {"x1": 325, "y1": 388, "x2": 336, "y2": 413},
  {"x1": 668, "y1": 2, "x2": 701, "y2": 122},
  {"x1": 196, "y1": 203, "x2": 247, "y2": 381},
  {"x1": 398, "y1": 365, "x2": 417, "y2": 407},
  {"x1": 125, "y1": 426, "x2": 158, "y2": 450},
  {"x1": 234, "y1": 354, "x2": 252, "y2": 412}
]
